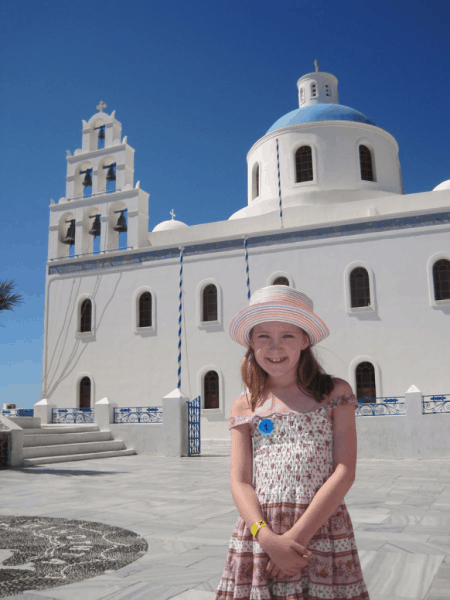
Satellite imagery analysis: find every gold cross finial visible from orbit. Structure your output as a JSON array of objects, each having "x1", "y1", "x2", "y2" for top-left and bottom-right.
[
  {"x1": 314, "y1": 59, "x2": 320, "y2": 73},
  {"x1": 170, "y1": 209, "x2": 176, "y2": 220},
  {"x1": 97, "y1": 100, "x2": 107, "y2": 113}
]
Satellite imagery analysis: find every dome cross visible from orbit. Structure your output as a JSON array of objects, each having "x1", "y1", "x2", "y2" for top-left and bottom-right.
[{"x1": 170, "y1": 209, "x2": 176, "y2": 220}]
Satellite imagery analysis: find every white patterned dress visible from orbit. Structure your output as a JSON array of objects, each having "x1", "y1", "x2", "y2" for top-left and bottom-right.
[{"x1": 214, "y1": 379, "x2": 370, "y2": 600}]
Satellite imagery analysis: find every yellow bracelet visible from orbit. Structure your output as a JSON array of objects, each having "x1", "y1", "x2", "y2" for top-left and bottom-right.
[{"x1": 250, "y1": 519, "x2": 268, "y2": 537}]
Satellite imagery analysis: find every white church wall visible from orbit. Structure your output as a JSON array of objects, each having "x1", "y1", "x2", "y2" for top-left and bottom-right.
[{"x1": 42, "y1": 219, "x2": 450, "y2": 443}]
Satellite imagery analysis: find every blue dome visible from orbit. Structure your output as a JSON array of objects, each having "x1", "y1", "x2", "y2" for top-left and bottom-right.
[{"x1": 266, "y1": 103, "x2": 376, "y2": 133}]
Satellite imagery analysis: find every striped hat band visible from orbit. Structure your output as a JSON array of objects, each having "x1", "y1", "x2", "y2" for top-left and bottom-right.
[{"x1": 229, "y1": 285, "x2": 330, "y2": 348}]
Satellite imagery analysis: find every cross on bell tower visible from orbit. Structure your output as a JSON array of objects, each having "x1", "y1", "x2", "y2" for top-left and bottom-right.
[{"x1": 96, "y1": 100, "x2": 107, "y2": 113}]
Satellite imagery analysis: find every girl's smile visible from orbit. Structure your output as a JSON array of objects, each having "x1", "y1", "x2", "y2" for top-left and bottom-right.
[{"x1": 250, "y1": 321, "x2": 310, "y2": 389}]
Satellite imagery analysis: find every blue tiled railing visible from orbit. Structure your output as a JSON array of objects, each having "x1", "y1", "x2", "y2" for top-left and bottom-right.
[
  {"x1": 356, "y1": 396, "x2": 406, "y2": 416},
  {"x1": 113, "y1": 407, "x2": 163, "y2": 423},
  {"x1": 52, "y1": 408, "x2": 94, "y2": 423},
  {"x1": 422, "y1": 394, "x2": 450, "y2": 414},
  {"x1": 1, "y1": 409, "x2": 34, "y2": 417}
]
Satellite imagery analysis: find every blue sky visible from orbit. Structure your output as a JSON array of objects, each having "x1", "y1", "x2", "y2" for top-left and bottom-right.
[{"x1": 0, "y1": 0, "x2": 449, "y2": 409}]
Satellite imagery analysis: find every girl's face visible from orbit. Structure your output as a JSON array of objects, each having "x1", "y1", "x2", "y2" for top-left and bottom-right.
[{"x1": 249, "y1": 321, "x2": 310, "y2": 388}]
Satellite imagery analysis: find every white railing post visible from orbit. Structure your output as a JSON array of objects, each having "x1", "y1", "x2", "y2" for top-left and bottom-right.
[
  {"x1": 163, "y1": 388, "x2": 190, "y2": 456},
  {"x1": 95, "y1": 398, "x2": 115, "y2": 429},
  {"x1": 33, "y1": 399, "x2": 55, "y2": 425}
]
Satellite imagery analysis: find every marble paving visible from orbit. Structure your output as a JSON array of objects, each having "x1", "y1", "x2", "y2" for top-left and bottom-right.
[{"x1": 0, "y1": 439, "x2": 449, "y2": 600}]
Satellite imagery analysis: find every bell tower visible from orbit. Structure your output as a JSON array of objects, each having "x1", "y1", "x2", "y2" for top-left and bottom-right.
[{"x1": 48, "y1": 101, "x2": 150, "y2": 261}]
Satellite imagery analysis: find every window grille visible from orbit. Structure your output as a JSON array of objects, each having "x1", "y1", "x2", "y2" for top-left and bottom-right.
[
  {"x1": 202, "y1": 284, "x2": 218, "y2": 321},
  {"x1": 359, "y1": 145, "x2": 374, "y2": 181},
  {"x1": 325, "y1": 84, "x2": 330, "y2": 97},
  {"x1": 350, "y1": 267, "x2": 370, "y2": 307},
  {"x1": 80, "y1": 299, "x2": 92, "y2": 332},
  {"x1": 356, "y1": 362, "x2": 376, "y2": 402},
  {"x1": 139, "y1": 292, "x2": 152, "y2": 327},
  {"x1": 80, "y1": 377, "x2": 91, "y2": 409},
  {"x1": 204, "y1": 370, "x2": 219, "y2": 409},
  {"x1": 273, "y1": 276, "x2": 289, "y2": 286},
  {"x1": 295, "y1": 146, "x2": 313, "y2": 182},
  {"x1": 433, "y1": 259, "x2": 450, "y2": 300},
  {"x1": 311, "y1": 83, "x2": 317, "y2": 97}
]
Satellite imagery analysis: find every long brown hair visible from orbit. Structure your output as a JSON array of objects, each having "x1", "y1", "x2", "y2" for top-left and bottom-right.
[{"x1": 241, "y1": 326, "x2": 335, "y2": 412}]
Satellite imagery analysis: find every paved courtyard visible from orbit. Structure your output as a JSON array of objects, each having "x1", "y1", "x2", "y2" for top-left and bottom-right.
[{"x1": 0, "y1": 439, "x2": 449, "y2": 600}]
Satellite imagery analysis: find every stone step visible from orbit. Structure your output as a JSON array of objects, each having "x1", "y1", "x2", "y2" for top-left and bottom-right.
[
  {"x1": 22, "y1": 448, "x2": 136, "y2": 466},
  {"x1": 23, "y1": 439, "x2": 127, "y2": 459},
  {"x1": 23, "y1": 431, "x2": 113, "y2": 447},
  {"x1": 24, "y1": 424, "x2": 100, "y2": 435}
]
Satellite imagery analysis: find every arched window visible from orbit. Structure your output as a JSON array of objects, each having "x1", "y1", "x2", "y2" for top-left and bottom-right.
[
  {"x1": 350, "y1": 267, "x2": 370, "y2": 307},
  {"x1": 295, "y1": 146, "x2": 313, "y2": 182},
  {"x1": 325, "y1": 84, "x2": 330, "y2": 97},
  {"x1": 139, "y1": 292, "x2": 152, "y2": 327},
  {"x1": 80, "y1": 299, "x2": 92, "y2": 332},
  {"x1": 202, "y1": 284, "x2": 217, "y2": 321},
  {"x1": 356, "y1": 362, "x2": 376, "y2": 403},
  {"x1": 273, "y1": 276, "x2": 289, "y2": 286},
  {"x1": 433, "y1": 259, "x2": 450, "y2": 301},
  {"x1": 300, "y1": 87, "x2": 305, "y2": 104},
  {"x1": 252, "y1": 163, "x2": 259, "y2": 200},
  {"x1": 79, "y1": 377, "x2": 91, "y2": 409},
  {"x1": 310, "y1": 83, "x2": 317, "y2": 98},
  {"x1": 360, "y1": 145, "x2": 374, "y2": 181},
  {"x1": 204, "y1": 370, "x2": 219, "y2": 409}
]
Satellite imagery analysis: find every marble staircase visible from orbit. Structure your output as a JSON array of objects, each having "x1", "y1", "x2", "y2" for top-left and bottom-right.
[{"x1": 22, "y1": 423, "x2": 136, "y2": 466}]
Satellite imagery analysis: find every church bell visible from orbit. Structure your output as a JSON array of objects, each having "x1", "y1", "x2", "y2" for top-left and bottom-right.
[
  {"x1": 62, "y1": 220, "x2": 75, "y2": 245},
  {"x1": 106, "y1": 164, "x2": 116, "y2": 181},
  {"x1": 82, "y1": 171, "x2": 92, "y2": 187},
  {"x1": 98, "y1": 127, "x2": 105, "y2": 141},
  {"x1": 114, "y1": 212, "x2": 127, "y2": 233},
  {"x1": 89, "y1": 215, "x2": 101, "y2": 237}
]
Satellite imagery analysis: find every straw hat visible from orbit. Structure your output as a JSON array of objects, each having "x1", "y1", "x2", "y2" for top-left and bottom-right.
[{"x1": 229, "y1": 285, "x2": 330, "y2": 348}]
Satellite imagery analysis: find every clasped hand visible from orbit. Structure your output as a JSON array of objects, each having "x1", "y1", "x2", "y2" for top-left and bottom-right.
[{"x1": 265, "y1": 530, "x2": 312, "y2": 581}]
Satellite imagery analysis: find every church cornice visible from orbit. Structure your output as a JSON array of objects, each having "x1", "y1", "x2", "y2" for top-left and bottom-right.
[
  {"x1": 48, "y1": 209, "x2": 450, "y2": 276},
  {"x1": 67, "y1": 143, "x2": 135, "y2": 162}
]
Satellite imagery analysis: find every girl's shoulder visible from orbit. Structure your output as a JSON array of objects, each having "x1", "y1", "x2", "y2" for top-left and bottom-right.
[{"x1": 327, "y1": 377, "x2": 358, "y2": 407}]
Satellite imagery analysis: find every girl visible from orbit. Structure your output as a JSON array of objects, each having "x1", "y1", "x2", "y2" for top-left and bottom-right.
[{"x1": 215, "y1": 285, "x2": 370, "y2": 599}]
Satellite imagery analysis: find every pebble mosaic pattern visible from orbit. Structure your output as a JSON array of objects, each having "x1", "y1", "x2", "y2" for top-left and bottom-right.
[{"x1": 0, "y1": 515, "x2": 148, "y2": 598}]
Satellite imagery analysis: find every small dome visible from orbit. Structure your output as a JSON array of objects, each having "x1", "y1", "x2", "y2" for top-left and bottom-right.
[
  {"x1": 152, "y1": 218, "x2": 188, "y2": 232},
  {"x1": 432, "y1": 179, "x2": 450, "y2": 191},
  {"x1": 267, "y1": 103, "x2": 376, "y2": 134}
]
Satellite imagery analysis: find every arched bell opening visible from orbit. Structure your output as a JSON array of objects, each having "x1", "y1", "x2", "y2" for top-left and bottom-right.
[
  {"x1": 74, "y1": 162, "x2": 93, "y2": 199},
  {"x1": 60, "y1": 213, "x2": 76, "y2": 259},
  {"x1": 90, "y1": 118, "x2": 105, "y2": 152},
  {"x1": 98, "y1": 156, "x2": 117, "y2": 194},
  {"x1": 80, "y1": 208, "x2": 102, "y2": 256},
  {"x1": 105, "y1": 163, "x2": 116, "y2": 193},
  {"x1": 108, "y1": 203, "x2": 128, "y2": 251},
  {"x1": 95, "y1": 124, "x2": 105, "y2": 150}
]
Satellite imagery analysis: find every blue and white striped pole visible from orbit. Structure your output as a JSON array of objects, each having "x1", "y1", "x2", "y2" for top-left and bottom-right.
[
  {"x1": 243, "y1": 236, "x2": 251, "y2": 301},
  {"x1": 177, "y1": 246, "x2": 184, "y2": 389},
  {"x1": 276, "y1": 138, "x2": 284, "y2": 228}
]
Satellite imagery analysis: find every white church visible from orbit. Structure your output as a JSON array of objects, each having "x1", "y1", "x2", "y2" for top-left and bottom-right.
[{"x1": 40, "y1": 63, "x2": 450, "y2": 442}]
